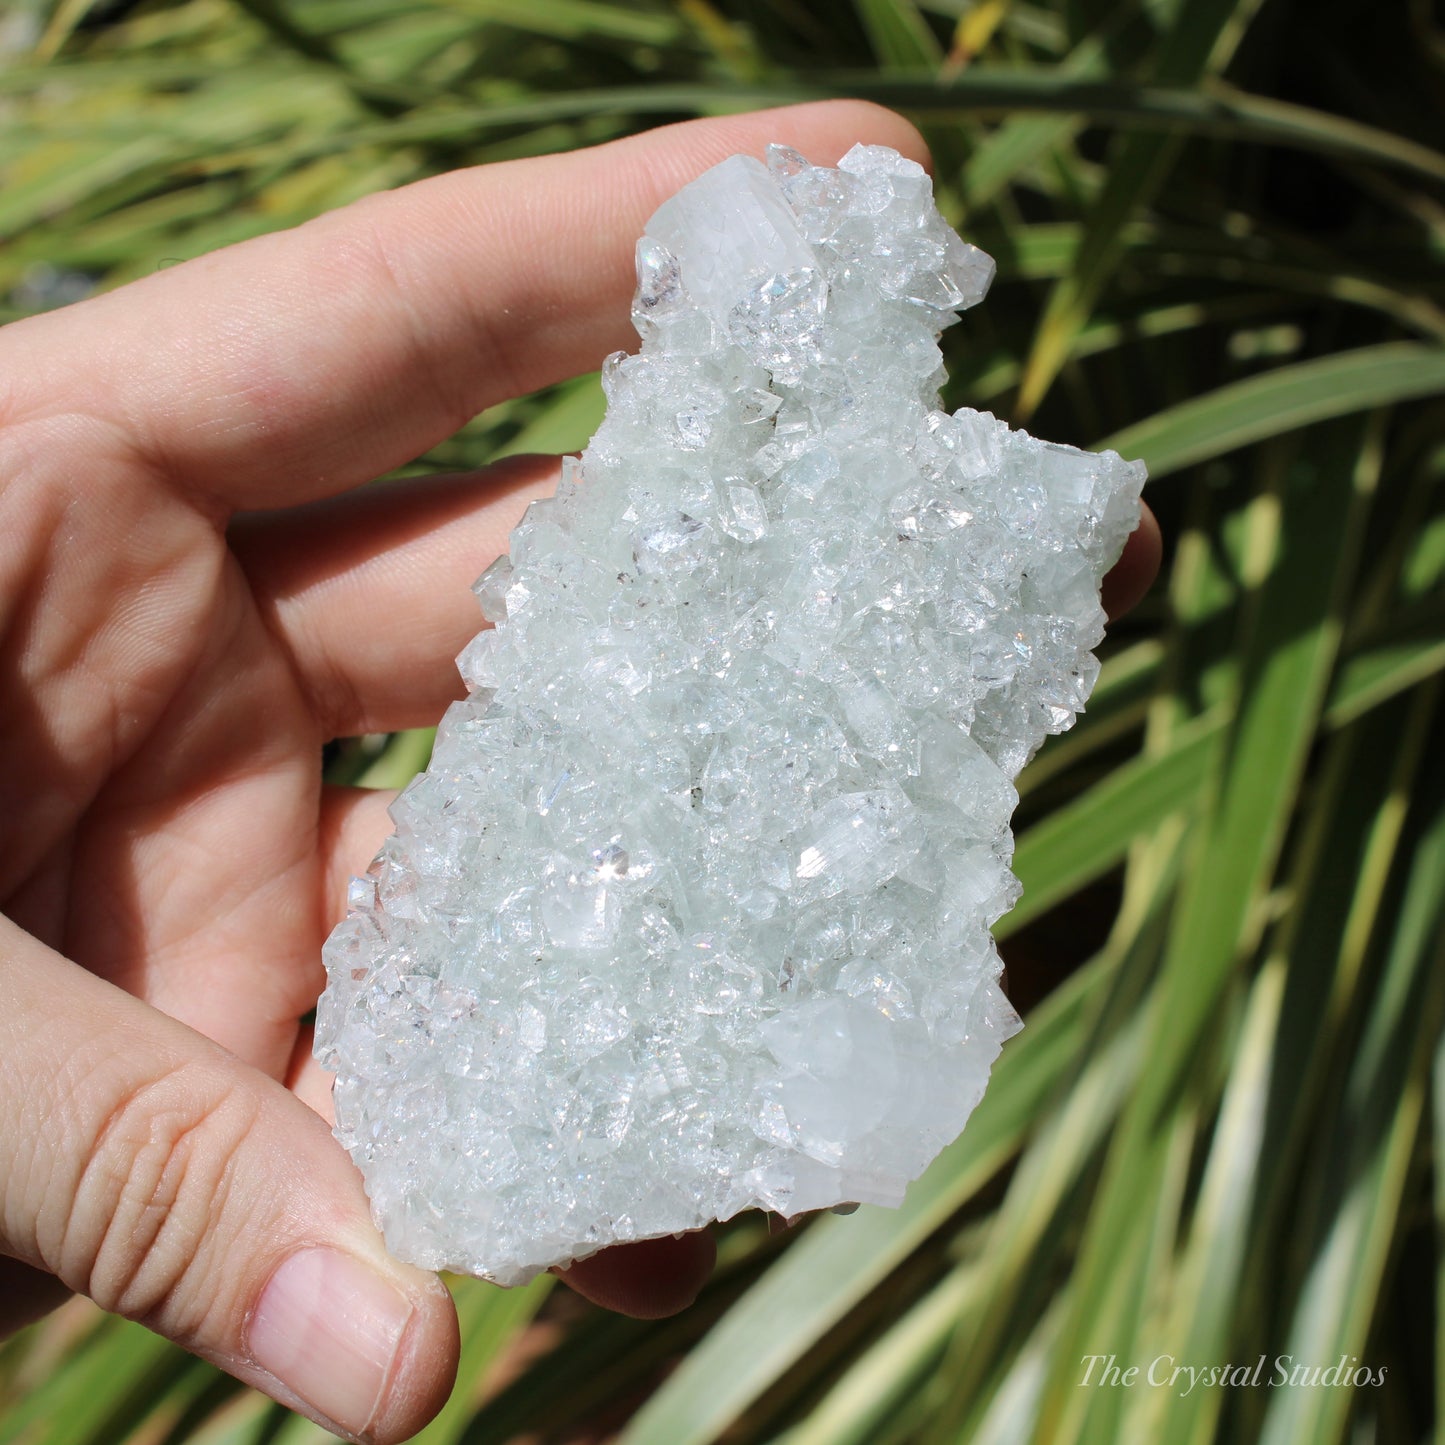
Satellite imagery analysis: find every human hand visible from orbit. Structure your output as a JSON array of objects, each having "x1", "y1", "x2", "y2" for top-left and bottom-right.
[{"x1": 0, "y1": 100, "x2": 1158, "y2": 1443}]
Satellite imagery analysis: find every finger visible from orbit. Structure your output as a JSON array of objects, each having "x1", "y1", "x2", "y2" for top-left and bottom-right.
[
  {"x1": 231, "y1": 456, "x2": 557, "y2": 737},
  {"x1": 554, "y1": 1233, "x2": 717, "y2": 1319},
  {"x1": 4, "y1": 103, "x2": 927, "y2": 512},
  {"x1": 0, "y1": 917, "x2": 459, "y2": 1444},
  {"x1": 320, "y1": 781, "x2": 398, "y2": 910},
  {"x1": 287, "y1": 1022, "x2": 338, "y2": 1125},
  {"x1": 1102, "y1": 500, "x2": 1161, "y2": 622}
]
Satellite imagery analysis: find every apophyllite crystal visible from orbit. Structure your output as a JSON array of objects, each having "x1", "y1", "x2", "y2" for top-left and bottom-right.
[{"x1": 315, "y1": 144, "x2": 1146, "y2": 1285}]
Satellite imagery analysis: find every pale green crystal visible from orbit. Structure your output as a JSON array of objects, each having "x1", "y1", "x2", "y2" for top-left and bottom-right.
[{"x1": 315, "y1": 143, "x2": 1146, "y2": 1285}]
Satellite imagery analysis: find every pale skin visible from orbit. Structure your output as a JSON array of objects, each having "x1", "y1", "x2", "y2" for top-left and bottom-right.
[{"x1": 0, "y1": 102, "x2": 1161, "y2": 1443}]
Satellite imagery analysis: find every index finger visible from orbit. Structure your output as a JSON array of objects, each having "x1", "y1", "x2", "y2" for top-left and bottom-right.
[{"x1": 1, "y1": 102, "x2": 928, "y2": 512}]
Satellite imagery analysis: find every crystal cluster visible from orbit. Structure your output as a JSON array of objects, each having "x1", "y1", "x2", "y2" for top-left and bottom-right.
[{"x1": 315, "y1": 144, "x2": 1145, "y2": 1285}]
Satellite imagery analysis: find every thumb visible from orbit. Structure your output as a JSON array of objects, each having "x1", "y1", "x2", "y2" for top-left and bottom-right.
[{"x1": 0, "y1": 917, "x2": 459, "y2": 1444}]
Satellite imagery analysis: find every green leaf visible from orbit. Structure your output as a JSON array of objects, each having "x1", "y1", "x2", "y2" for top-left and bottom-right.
[
  {"x1": 443, "y1": 0, "x2": 685, "y2": 45},
  {"x1": 774, "y1": 1264, "x2": 978, "y2": 1445},
  {"x1": 1015, "y1": 0, "x2": 1267, "y2": 414},
  {"x1": 0, "y1": 1316, "x2": 195, "y2": 1445},
  {"x1": 0, "y1": 137, "x2": 175, "y2": 242},
  {"x1": 1098, "y1": 344, "x2": 1445, "y2": 479},
  {"x1": 246, "y1": 75, "x2": 1445, "y2": 187},
  {"x1": 967, "y1": 294, "x2": 1283, "y2": 401},
  {"x1": 492, "y1": 373, "x2": 606, "y2": 459},
  {"x1": 854, "y1": 0, "x2": 945, "y2": 68},
  {"x1": 355, "y1": 727, "x2": 436, "y2": 790},
  {"x1": 1003, "y1": 711, "x2": 1221, "y2": 939},
  {"x1": 1259, "y1": 706, "x2": 1445, "y2": 1445},
  {"x1": 1436, "y1": 1004, "x2": 1445, "y2": 1428},
  {"x1": 960, "y1": 16, "x2": 1111, "y2": 206},
  {"x1": 1151, "y1": 678, "x2": 1437, "y2": 1443},
  {"x1": 1325, "y1": 635, "x2": 1445, "y2": 729},
  {"x1": 409, "y1": 1276, "x2": 550, "y2": 1444}
]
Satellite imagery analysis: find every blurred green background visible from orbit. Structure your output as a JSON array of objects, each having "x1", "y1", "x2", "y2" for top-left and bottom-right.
[{"x1": 2, "y1": 0, "x2": 1444, "y2": 1441}]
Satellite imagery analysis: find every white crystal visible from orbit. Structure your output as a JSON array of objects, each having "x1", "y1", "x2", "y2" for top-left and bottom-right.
[{"x1": 315, "y1": 144, "x2": 1145, "y2": 1285}]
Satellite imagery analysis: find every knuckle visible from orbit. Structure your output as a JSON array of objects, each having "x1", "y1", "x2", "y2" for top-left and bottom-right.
[{"x1": 54, "y1": 1061, "x2": 262, "y2": 1325}]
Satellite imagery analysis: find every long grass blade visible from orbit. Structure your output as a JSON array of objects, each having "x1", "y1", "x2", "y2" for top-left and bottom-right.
[
  {"x1": 1099, "y1": 343, "x2": 1445, "y2": 479},
  {"x1": 854, "y1": 0, "x2": 945, "y2": 68},
  {"x1": 1014, "y1": 0, "x2": 1264, "y2": 415},
  {"x1": 1002, "y1": 711, "x2": 1220, "y2": 938},
  {"x1": 1258, "y1": 711, "x2": 1445, "y2": 1445}
]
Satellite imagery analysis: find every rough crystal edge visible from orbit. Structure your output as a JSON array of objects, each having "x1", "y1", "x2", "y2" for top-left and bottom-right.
[{"x1": 372, "y1": 968, "x2": 1023, "y2": 1287}]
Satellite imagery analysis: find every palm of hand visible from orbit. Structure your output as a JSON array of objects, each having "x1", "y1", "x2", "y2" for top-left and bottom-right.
[{"x1": 5, "y1": 457, "x2": 328, "y2": 1077}]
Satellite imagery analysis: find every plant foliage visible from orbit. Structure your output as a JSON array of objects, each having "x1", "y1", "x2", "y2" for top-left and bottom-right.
[{"x1": 1, "y1": 0, "x2": 1442, "y2": 1441}]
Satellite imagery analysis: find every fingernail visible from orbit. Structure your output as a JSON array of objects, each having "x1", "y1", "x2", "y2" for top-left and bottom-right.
[{"x1": 248, "y1": 1247, "x2": 413, "y2": 1436}]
